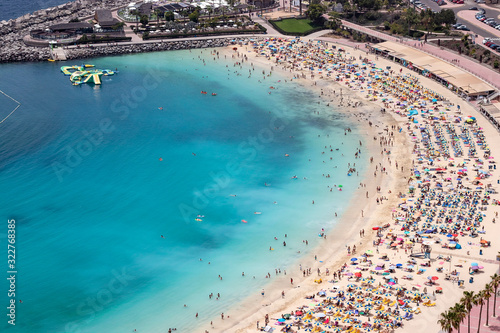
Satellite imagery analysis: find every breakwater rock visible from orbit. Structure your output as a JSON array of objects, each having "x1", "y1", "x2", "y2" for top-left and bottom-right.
[
  {"x1": 65, "y1": 38, "x2": 234, "y2": 60},
  {"x1": 0, "y1": 0, "x2": 129, "y2": 63}
]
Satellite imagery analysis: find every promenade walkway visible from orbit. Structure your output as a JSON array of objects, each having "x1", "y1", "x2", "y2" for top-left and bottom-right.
[
  {"x1": 340, "y1": 20, "x2": 500, "y2": 90},
  {"x1": 451, "y1": 296, "x2": 500, "y2": 333}
]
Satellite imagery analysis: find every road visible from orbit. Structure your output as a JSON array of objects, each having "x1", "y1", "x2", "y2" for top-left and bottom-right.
[{"x1": 416, "y1": 0, "x2": 500, "y2": 38}]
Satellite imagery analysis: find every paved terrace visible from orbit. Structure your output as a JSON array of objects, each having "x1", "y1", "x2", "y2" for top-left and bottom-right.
[{"x1": 340, "y1": 20, "x2": 500, "y2": 91}]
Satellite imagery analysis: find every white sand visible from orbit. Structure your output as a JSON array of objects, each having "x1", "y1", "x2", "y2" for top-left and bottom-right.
[{"x1": 197, "y1": 38, "x2": 500, "y2": 333}]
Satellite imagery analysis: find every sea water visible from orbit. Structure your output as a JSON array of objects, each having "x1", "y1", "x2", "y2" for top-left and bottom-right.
[
  {"x1": 0, "y1": 0, "x2": 75, "y2": 21},
  {"x1": 0, "y1": 49, "x2": 368, "y2": 332}
]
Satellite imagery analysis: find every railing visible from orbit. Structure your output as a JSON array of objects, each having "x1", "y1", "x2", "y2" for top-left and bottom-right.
[{"x1": 340, "y1": 20, "x2": 500, "y2": 91}]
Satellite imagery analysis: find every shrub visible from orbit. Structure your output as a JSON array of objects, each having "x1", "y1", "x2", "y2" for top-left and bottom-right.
[
  {"x1": 412, "y1": 31, "x2": 424, "y2": 38},
  {"x1": 365, "y1": 11, "x2": 380, "y2": 21}
]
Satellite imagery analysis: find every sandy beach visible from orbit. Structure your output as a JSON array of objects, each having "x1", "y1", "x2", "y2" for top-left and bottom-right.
[{"x1": 192, "y1": 37, "x2": 500, "y2": 333}]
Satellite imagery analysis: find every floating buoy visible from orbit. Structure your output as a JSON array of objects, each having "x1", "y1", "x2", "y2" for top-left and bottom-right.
[
  {"x1": 242, "y1": 220, "x2": 248, "y2": 223},
  {"x1": 159, "y1": 157, "x2": 163, "y2": 161},
  {"x1": 285, "y1": 154, "x2": 289, "y2": 157}
]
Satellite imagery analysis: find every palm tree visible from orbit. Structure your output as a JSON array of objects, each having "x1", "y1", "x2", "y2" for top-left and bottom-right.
[
  {"x1": 484, "y1": 282, "x2": 494, "y2": 326},
  {"x1": 452, "y1": 303, "x2": 467, "y2": 333},
  {"x1": 491, "y1": 273, "x2": 500, "y2": 318},
  {"x1": 461, "y1": 291, "x2": 475, "y2": 333},
  {"x1": 206, "y1": 5, "x2": 213, "y2": 20},
  {"x1": 474, "y1": 291, "x2": 485, "y2": 333},
  {"x1": 438, "y1": 310, "x2": 453, "y2": 333}
]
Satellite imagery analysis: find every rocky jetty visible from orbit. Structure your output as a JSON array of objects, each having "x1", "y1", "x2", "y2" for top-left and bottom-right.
[
  {"x1": 0, "y1": 0, "x2": 129, "y2": 63},
  {"x1": 65, "y1": 39, "x2": 233, "y2": 60}
]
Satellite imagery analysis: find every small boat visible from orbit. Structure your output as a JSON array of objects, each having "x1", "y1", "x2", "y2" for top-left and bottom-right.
[{"x1": 48, "y1": 59, "x2": 55, "y2": 62}]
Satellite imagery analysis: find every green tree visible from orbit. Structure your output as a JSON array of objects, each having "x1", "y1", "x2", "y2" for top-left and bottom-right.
[
  {"x1": 491, "y1": 273, "x2": 500, "y2": 318},
  {"x1": 164, "y1": 11, "x2": 175, "y2": 22},
  {"x1": 206, "y1": 5, "x2": 213, "y2": 20},
  {"x1": 437, "y1": 310, "x2": 453, "y2": 333},
  {"x1": 403, "y1": 7, "x2": 419, "y2": 36},
  {"x1": 474, "y1": 291, "x2": 485, "y2": 333},
  {"x1": 208, "y1": 18, "x2": 218, "y2": 30},
  {"x1": 327, "y1": 12, "x2": 342, "y2": 30},
  {"x1": 484, "y1": 282, "x2": 494, "y2": 327},
  {"x1": 436, "y1": 9, "x2": 456, "y2": 28},
  {"x1": 305, "y1": 3, "x2": 326, "y2": 23},
  {"x1": 421, "y1": 9, "x2": 435, "y2": 36},
  {"x1": 140, "y1": 14, "x2": 149, "y2": 26},
  {"x1": 189, "y1": 11, "x2": 199, "y2": 23},
  {"x1": 452, "y1": 303, "x2": 466, "y2": 333},
  {"x1": 111, "y1": 21, "x2": 125, "y2": 30},
  {"x1": 461, "y1": 291, "x2": 475, "y2": 333}
]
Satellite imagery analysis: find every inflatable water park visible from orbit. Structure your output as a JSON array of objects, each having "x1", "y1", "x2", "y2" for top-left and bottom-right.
[{"x1": 60, "y1": 64, "x2": 117, "y2": 86}]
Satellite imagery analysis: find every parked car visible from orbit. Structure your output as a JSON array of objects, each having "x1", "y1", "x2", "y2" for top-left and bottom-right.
[
  {"x1": 457, "y1": 25, "x2": 470, "y2": 31},
  {"x1": 469, "y1": 6, "x2": 478, "y2": 10},
  {"x1": 456, "y1": 0, "x2": 464, "y2": 4}
]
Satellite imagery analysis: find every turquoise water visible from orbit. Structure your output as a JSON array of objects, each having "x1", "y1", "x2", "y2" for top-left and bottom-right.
[{"x1": 0, "y1": 49, "x2": 367, "y2": 332}]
